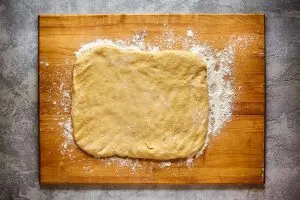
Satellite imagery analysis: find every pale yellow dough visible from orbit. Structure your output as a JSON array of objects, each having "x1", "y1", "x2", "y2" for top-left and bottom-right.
[{"x1": 72, "y1": 46, "x2": 208, "y2": 160}]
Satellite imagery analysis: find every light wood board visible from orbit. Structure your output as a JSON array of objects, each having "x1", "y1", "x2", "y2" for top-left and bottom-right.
[{"x1": 39, "y1": 14, "x2": 265, "y2": 185}]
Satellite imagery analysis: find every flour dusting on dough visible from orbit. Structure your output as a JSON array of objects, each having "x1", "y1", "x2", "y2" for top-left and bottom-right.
[{"x1": 68, "y1": 27, "x2": 253, "y2": 170}]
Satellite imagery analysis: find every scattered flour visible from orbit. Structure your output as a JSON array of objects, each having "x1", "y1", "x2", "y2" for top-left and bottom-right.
[
  {"x1": 56, "y1": 81, "x2": 73, "y2": 155},
  {"x1": 75, "y1": 31, "x2": 159, "y2": 57},
  {"x1": 103, "y1": 157, "x2": 141, "y2": 173},
  {"x1": 185, "y1": 157, "x2": 194, "y2": 168},
  {"x1": 187, "y1": 29, "x2": 194, "y2": 37},
  {"x1": 58, "y1": 118, "x2": 73, "y2": 153},
  {"x1": 190, "y1": 44, "x2": 234, "y2": 135},
  {"x1": 50, "y1": 26, "x2": 253, "y2": 171},
  {"x1": 160, "y1": 161, "x2": 172, "y2": 168}
]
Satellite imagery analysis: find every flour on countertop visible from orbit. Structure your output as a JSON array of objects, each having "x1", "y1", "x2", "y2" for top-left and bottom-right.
[{"x1": 49, "y1": 26, "x2": 253, "y2": 170}]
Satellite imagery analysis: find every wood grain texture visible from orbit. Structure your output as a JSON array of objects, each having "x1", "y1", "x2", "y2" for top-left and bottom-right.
[{"x1": 39, "y1": 14, "x2": 265, "y2": 185}]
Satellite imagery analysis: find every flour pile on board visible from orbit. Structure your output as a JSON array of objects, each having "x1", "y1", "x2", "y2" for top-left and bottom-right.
[
  {"x1": 190, "y1": 44, "x2": 234, "y2": 135},
  {"x1": 72, "y1": 28, "x2": 252, "y2": 170}
]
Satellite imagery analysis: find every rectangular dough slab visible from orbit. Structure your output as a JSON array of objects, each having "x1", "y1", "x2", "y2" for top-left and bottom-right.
[{"x1": 72, "y1": 46, "x2": 209, "y2": 160}]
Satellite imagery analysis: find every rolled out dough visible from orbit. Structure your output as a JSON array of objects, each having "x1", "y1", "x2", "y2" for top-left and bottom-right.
[{"x1": 72, "y1": 46, "x2": 208, "y2": 160}]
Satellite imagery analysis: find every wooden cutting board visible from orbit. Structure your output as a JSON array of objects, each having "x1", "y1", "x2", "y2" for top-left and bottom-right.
[{"x1": 39, "y1": 14, "x2": 265, "y2": 185}]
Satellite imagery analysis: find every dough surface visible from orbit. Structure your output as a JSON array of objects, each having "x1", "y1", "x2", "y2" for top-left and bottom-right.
[{"x1": 72, "y1": 46, "x2": 208, "y2": 160}]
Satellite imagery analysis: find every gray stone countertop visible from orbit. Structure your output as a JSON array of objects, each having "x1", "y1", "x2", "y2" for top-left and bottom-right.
[{"x1": 0, "y1": 0, "x2": 299, "y2": 199}]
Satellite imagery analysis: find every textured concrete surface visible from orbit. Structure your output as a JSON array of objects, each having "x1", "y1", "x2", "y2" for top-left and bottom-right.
[{"x1": 0, "y1": 0, "x2": 299, "y2": 199}]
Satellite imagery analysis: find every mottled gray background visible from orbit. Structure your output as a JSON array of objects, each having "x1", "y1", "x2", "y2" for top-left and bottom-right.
[{"x1": 0, "y1": 0, "x2": 299, "y2": 199}]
